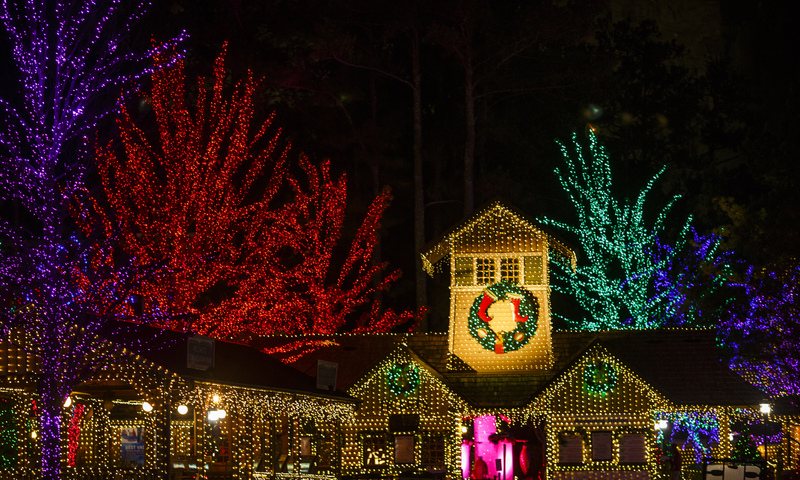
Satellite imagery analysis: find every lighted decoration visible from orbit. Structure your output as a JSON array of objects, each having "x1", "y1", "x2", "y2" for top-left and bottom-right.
[
  {"x1": 721, "y1": 264, "x2": 800, "y2": 396},
  {"x1": 0, "y1": 398, "x2": 15, "y2": 469},
  {"x1": 539, "y1": 129, "x2": 720, "y2": 330},
  {"x1": 67, "y1": 404, "x2": 86, "y2": 467},
  {"x1": 583, "y1": 361, "x2": 618, "y2": 395},
  {"x1": 386, "y1": 363, "x2": 421, "y2": 396},
  {"x1": 468, "y1": 282, "x2": 539, "y2": 354},
  {"x1": 88, "y1": 45, "x2": 421, "y2": 341},
  {"x1": 342, "y1": 344, "x2": 465, "y2": 476},
  {"x1": 0, "y1": 2, "x2": 185, "y2": 478}
]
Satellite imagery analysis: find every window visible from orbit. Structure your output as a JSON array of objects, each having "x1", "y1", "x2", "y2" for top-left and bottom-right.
[
  {"x1": 476, "y1": 258, "x2": 495, "y2": 285},
  {"x1": 363, "y1": 432, "x2": 389, "y2": 467},
  {"x1": 453, "y1": 257, "x2": 474, "y2": 286},
  {"x1": 500, "y1": 258, "x2": 520, "y2": 283},
  {"x1": 422, "y1": 432, "x2": 445, "y2": 469},
  {"x1": 523, "y1": 256, "x2": 544, "y2": 284}
]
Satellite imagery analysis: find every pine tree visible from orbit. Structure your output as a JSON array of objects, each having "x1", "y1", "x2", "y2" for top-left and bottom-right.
[{"x1": 87, "y1": 47, "x2": 418, "y2": 340}]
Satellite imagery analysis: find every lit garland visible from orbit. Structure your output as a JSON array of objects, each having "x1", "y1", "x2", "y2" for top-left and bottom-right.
[
  {"x1": 538, "y1": 130, "x2": 711, "y2": 330},
  {"x1": 87, "y1": 45, "x2": 421, "y2": 341},
  {"x1": 583, "y1": 361, "x2": 618, "y2": 395},
  {"x1": 467, "y1": 282, "x2": 538, "y2": 354}
]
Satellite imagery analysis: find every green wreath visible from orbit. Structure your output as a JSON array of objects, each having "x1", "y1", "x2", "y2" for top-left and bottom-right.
[
  {"x1": 583, "y1": 360, "x2": 617, "y2": 395},
  {"x1": 468, "y1": 281, "x2": 539, "y2": 354},
  {"x1": 386, "y1": 363, "x2": 420, "y2": 396}
]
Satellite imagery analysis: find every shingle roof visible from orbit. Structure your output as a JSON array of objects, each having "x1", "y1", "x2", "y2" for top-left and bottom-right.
[
  {"x1": 594, "y1": 329, "x2": 767, "y2": 407},
  {"x1": 100, "y1": 323, "x2": 354, "y2": 402},
  {"x1": 256, "y1": 329, "x2": 773, "y2": 411}
]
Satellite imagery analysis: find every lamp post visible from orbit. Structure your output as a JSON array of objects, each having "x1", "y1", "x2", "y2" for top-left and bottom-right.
[
  {"x1": 760, "y1": 401, "x2": 771, "y2": 477},
  {"x1": 656, "y1": 419, "x2": 669, "y2": 472}
]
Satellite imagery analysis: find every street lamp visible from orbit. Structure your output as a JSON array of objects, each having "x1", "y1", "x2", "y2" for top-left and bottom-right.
[{"x1": 760, "y1": 400, "x2": 771, "y2": 475}]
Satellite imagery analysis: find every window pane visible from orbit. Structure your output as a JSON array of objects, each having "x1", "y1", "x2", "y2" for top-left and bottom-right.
[
  {"x1": 363, "y1": 432, "x2": 388, "y2": 467},
  {"x1": 500, "y1": 258, "x2": 520, "y2": 283},
  {"x1": 454, "y1": 257, "x2": 474, "y2": 286},
  {"x1": 476, "y1": 258, "x2": 495, "y2": 285}
]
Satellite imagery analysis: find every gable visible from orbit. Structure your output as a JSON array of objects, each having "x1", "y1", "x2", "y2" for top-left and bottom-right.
[
  {"x1": 421, "y1": 200, "x2": 576, "y2": 276},
  {"x1": 347, "y1": 346, "x2": 465, "y2": 417},
  {"x1": 527, "y1": 345, "x2": 670, "y2": 416}
]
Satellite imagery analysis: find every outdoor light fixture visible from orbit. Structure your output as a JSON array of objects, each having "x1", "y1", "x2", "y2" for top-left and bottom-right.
[
  {"x1": 63, "y1": 396, "x2": 72, "y2": 408},
  {"x1": 760, "y1": 402, "x2": 771, "y2": 415},
  {"x1": 656, "y1": 419, "x2": 668, "y2": 430},
  {"x1": 212, "y1": 394, "x2": 220, "y2": 404},
  {"x1": 142, "y1": 402, "x2": 153, "y2": 412},
  {"x1": 177, "y1": 404, "x2": 189, "y2": 415},
  {"x1": 31, "y1": 431, "x2": 37, "y2": 439},
  {"x1": 461, "y1": 425, "x2": 468, "y2": 434},
  {"x1": 208, "y1": 408, "x2": 226, "y2": 421}
]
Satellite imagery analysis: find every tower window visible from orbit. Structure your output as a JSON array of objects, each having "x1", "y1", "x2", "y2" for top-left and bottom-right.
[
  {"x1": 500, "y1": 258, "x2": 520, "y2": 283},
  {"x1": 476, "y1": 258, "x2": 495, "y2": 285}
]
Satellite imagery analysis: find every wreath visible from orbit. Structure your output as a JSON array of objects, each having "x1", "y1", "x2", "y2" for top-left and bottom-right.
[
  {"x1": 468, "y1": 281, "x2": 539, "y2": 354},
  {"x1": 583, "y1": 360, "x2": 617, "y2": 395},
  {"x1": 386, "y1": 363, "x2": 420, "y2": 396}
]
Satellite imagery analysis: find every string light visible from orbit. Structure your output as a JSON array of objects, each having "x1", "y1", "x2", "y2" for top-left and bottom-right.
[
  {"x1": 421, "y1": 201, "x2": 577, "y2": 373},
  {"x1": 0, "y1": 2, "x2": 185, "y2": 478},
  {"x1": 538, "y1": 130, "x2": 727, "y2": 330},
  {"x1": 89, "y1": 46, "x2": 422, "y2": 341}
]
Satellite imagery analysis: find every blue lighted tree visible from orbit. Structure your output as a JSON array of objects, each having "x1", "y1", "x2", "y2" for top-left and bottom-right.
[
  {"x1": 541, "y1": 130, "x2": 729, "y2": 330},
  {"x1": 0, "y1": 2, "x2": 183, "y2": 478}
]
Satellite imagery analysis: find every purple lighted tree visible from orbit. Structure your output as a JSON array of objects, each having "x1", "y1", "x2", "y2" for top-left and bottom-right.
[
  {"x1": 719, "y1": 264, "x2": 800, "y2": 398},
  {"x1": 0, "y1": 2, "x2": 182, "y2": 478}
]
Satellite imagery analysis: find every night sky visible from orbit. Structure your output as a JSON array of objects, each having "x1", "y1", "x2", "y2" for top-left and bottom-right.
[{"x1": 4, "y1": 0, "x2": 797, "y2": 331}]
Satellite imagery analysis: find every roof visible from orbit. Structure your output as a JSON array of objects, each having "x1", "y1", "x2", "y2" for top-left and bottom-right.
[
  {"x1": 419, "y1": 199, "x2": 577, "y2": 276},
  {"x1": 595, "y1": 329, "x2": 768, "y2": 407},
  {"x1": 259, "y1": 329, "x2": 773, "y2": 410},
  {"x1": 99, "y1": 323, "x2": 355, "y2": 402},
  {"x1": 253, "y1": 334, "x2": 404, "y2": 389}
]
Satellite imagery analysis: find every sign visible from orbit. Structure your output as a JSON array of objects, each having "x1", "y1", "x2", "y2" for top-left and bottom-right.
[
  {"x1": 187, "y1": 335, "x2": 214, "y2": 371},
  {"x1": 120, "y1": 427, "x2": 145, "y2": 467},
  {"x1": 316, "y1": 360, "x2": 338, "y2": 391},
  {"x1": 394, "y1": 435, "x2": 415, "y2": 464}
]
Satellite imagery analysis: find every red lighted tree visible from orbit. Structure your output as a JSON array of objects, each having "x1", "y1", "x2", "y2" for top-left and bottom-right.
[{"x1": 91, "y1": 47, "x2": 418, "y2": 339}]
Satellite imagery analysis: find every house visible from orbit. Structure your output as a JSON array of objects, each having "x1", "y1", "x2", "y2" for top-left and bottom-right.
[
  {"x1": 0, "y1": 325, "x2": 356, "y2": 480},
  {"x1": 258, "y1": 200, "x2": 799, "y2": 480}
]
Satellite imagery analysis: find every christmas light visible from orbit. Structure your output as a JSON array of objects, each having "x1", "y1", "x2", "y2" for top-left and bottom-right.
[
  {"x1": 538, "y1": 130, "x2": 724, "y2": 330},
  {"x1": 0, "y1": 2, "x2": 184, "y2": 478},
  {"x1": 88, "y1": 46, "x2": 421, "y2": 342}
]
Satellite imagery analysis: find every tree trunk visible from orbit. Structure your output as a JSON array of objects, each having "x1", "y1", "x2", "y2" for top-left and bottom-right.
[
  {"x1": 463, "y1": 39, "x2": 476, "y2": 218},
  {"x1": 38, "y1": 374, "x2": 69, "y2": 480},
  {"x1": 411, "y1": 29, "x2": 428, "y2": 330}
]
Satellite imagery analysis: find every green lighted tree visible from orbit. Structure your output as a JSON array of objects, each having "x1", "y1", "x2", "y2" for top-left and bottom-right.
[
  {"x1": 541, "y1": 130, "x2": 698, "y2": 330},
  {"x1": 731, "y1": 426, "x2": 760, "y2": 462}
]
